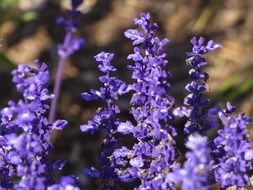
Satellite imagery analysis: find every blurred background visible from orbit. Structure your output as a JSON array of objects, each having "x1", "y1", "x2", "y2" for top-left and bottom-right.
[{"x1": 0, "y1": 0, "x2": 252, "y2": 189}]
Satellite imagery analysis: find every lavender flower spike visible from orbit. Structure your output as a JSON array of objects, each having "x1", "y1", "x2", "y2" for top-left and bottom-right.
[
  {"x1": 168, "y1": 134, "x2": 213, "y2": 190},
  {"x1": 49, "y1": 0, "x2": 85, "y2": 122},
  {"x1": 213, "y1": 102, "x2": 253, "y2": 189},
  {"x1": 80, "y1": 52, "x2": 129, "y2": 189},
  {"x1": 174, "y1": 37, "x2": 222, "y2": 135},
  {"x1": 112, "y1": 12, "x2": 177, "y2": 189},
  {"x1": 0, "y1": 61, "x2": 73, "y2": 189}
]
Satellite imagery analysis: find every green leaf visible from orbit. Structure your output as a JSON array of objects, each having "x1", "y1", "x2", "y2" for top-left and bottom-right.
[
  {"x1": 0, "y1": 0, "x2": 17, "y2": 10},
  {"x1": 19, "y1": 11, "x2": 38, "y2": 22},
  {"x1": 227, "y1": 79, "x2": 253, "y2": 101},
  {"x1": 217, "y1": 74, "x2": 241, "y2": 93}
]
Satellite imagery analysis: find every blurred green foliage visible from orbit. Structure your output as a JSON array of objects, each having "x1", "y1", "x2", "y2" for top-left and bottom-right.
[
  {"x1": 212, "y1": 63, "x2": 253, "y2": 115},
  {"x1": 0, "y1": 0, "x2": 17, "y2": 10}
]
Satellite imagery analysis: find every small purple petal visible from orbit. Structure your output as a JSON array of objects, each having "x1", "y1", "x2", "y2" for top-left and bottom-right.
[{"x1": 52, "y1": 120, "x2": 68, "y2": 130}]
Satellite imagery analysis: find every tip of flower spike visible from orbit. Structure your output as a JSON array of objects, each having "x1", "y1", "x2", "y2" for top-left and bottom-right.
[
  {"x1": 140, "y1": 12, "x2": 151, "y2": 20},
  {"x1": 124, "y1": 29, "x2": 145, "y2": 45},
  {"x1": 71, "y1": 0, "x2": 83, "y2": 8},
  {"x1": 95, "y1": 52, "x2": 116, "y2": 72},
  {"x1": 95, "y1": 51, "x2": 114, "y2": 62},
  {"x1": 206, "y1": 40, "x2": 223, "y2": 50},
  {"x1": 133, "y1": 12, "x2": 150, "y2": 26},
  {"x1": 189, "y1": 36, "x2": 222, "y2": 56}
]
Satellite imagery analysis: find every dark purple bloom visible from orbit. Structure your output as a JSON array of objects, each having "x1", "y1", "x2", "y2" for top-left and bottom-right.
[
  {"x1": 173, "y1": 37, "x2": 222, "y2": 135},
  {"x1": 56, "y1": 0, "x2": 84, "y2": 34},
  {"x1": 71, "y1": 0, "x2": 83, "y2": 8}
]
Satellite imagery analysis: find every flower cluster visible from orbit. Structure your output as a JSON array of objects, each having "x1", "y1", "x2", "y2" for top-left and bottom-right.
[
  {"x1": 0, "y1": 0, "x2": 82, "y2": 189},
  {"x1": 111, "y1": 13, "x2": 177, "y2": 189},
  {"x1": 80, "y1": 52, "x2": 129, "y2": 189},
  {"x1": 213, "y1": 102, "x2": 253, "y2": 188},
  {"x1": 49, "y1": 0, "x2": 85, "y2": 123},
  {"x1": 56, "y1": 0, "x2": 85, "y2": 58},
  {"x1": 81, "y1": 13, "x2": 253, "y2": 190},
  {"x1": 0, "y1": 3, "x2": 253, "y2": 190},
  {"x1": 169, "y1": 134, "x2": 213, "y2": 190},
  {"x1": 174, "y1": 37, "x2": 222, "y2": 135},
  {"x1": 0, "y1": 61, "x2": 78, "y2": 189}
]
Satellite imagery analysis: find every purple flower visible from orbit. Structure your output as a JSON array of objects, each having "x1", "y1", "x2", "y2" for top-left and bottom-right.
[
  {"x1": 169, "y1": 134, "x2": 213, "y2": 190},
  {"x1": 95, "y1": 52, "x2": 116, "y2": 72},
  {"x1": 56, "y1": 0, "x2": 85, "y2": 50},
  {"x1": 174, "y1": 37, "x2": 222, "y2": 135},
  {"x1": 213, "y1": 102, "x2": 253, "y2": 188},
  {"x1": 112, "y1": 12, "x2": 177, "y2": 189},
  {"x1": 71, "y1": 0, "x2": 83, "y2": 8},
  {"x1": 117, "y1": 121, "x2": 134, "y2": 135},
  {"x1": 52, "y1": 120, "x2": 68, "y2": 130},
  {"x1": 80, "y1": 52, "x2": 128, "y2": 134},
  {"x1": 48, "y1": 176, "x2": 80, "y2": 190},
  {"x1": 0, "y1": 61, "x2": 78, "y2": 189},
  {"x1": 57, "y1": 37, "x2": 84, "y2": 58},
  {"x1": 124, "y1": 29, "x2": 145, "y2": 45},
  {"x1": 56, "y1": 0, "x2": 83, "y2": 33},
  {"x1": 80, "y1": 52, "x2": 129, "y2": 189},
  {"x1": 49, "y1": 0, "x2": 85, "y2": 123},
  {"x1": 0, "y1": 61, "x2": 55, "y2": 189}
]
